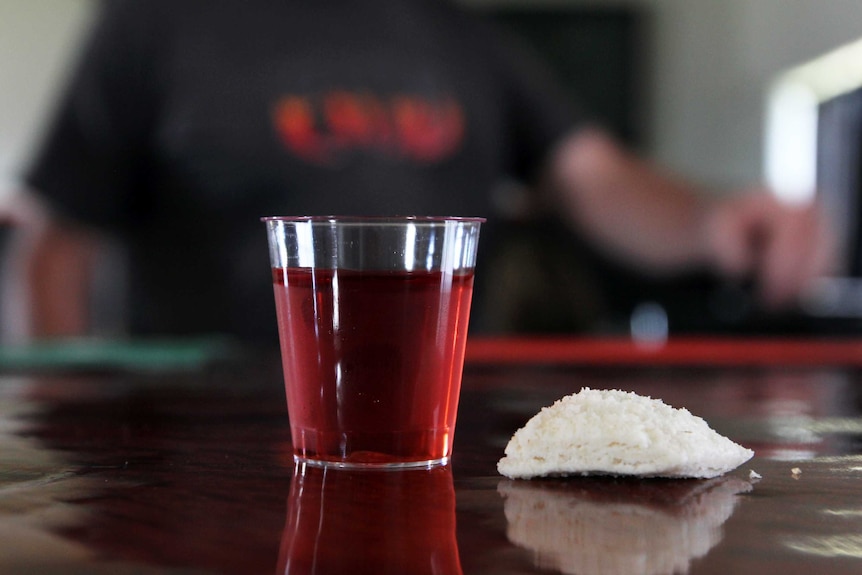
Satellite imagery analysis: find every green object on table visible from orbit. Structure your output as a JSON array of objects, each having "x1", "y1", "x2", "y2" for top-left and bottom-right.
[{"x1": 0, "y1": 337, "x2": 238, "y2": 372}]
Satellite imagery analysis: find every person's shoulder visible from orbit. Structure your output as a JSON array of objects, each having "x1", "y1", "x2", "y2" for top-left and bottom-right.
[
  {"x1": 417, "y1": 0, "x2": 494, "y2": 28},
  {"x1": 96, "y1": 0, "x2": 204, "y2": 27},
  {"x1": 92, "y1": 0, "x2": 216, "y2": 48},
  {"x1": 407, "y1": 0, "x2": 509, "y2": 57}
]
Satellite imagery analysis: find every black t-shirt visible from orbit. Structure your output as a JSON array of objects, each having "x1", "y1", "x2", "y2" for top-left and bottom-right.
[{"x1": 27, "y1": 0, "x2": 582, "y2": 343}]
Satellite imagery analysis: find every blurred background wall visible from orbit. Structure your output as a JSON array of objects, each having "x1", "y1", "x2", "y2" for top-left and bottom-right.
[
  {"x1": 0, "y1": 0, "x2": 95, "y2": 199},
  {"x1": 3, "y1": 0, "x2": 862, "y2": 203}
]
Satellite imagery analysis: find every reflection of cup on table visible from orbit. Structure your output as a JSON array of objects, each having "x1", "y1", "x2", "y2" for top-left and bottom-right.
[
  {"x1": 263, "y1": 216, "x2": 483, "y2": 469},
  {"x1": 278, "y1": 462, "x2": 462, "y2": 574}
]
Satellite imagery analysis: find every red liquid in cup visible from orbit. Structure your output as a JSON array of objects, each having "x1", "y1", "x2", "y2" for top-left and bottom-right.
[{"x1": 272, "y1": 267, "x2": 474, "y2": 466}]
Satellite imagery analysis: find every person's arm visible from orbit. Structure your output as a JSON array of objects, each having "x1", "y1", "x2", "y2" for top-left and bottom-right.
[
  {"x1": 548, "y1": 127, "x2": 835, "y2": 308},
  {"x1": 21, "y1": 210, "x2": 101, "y2": 338},
  {"x1": 15, "y1": 2, "x2": 159, "y2": 339}
]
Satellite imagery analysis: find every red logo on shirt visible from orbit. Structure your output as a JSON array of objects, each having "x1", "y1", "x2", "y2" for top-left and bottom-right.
[{"x1": 273, "y1": 91, "x2": 464, "y2": 164}]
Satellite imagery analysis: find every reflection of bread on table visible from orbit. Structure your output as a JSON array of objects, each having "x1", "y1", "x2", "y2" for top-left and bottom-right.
[{"x1": 498, "y1": 477, "x2": 752, "y2": 575}]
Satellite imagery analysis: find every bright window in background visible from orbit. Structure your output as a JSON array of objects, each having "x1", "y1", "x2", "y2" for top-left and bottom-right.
[
  {"x1": 765, "y1": 36, "x2": 862, "y2": 205},
  {"x1": 767, "y1": 36, "x2": 862, "y2": 315}
]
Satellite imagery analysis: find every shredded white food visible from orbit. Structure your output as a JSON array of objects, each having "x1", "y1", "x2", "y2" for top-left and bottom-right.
[{"x1": 498, "y1": 388, "x2": 754, "y2": 479}]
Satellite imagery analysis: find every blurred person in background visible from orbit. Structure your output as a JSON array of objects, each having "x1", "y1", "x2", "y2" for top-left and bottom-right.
[{"x1": 13, "y1": 0, "x2": 833, "y2": 345}]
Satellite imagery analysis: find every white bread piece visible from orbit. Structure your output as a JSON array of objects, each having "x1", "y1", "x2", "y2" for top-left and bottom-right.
[{"x1": 498, "y1": 388, "x2": 754, "y2": 479}]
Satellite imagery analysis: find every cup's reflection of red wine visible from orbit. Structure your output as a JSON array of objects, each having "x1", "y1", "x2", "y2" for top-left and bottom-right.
[
  {"x1": 272, "y1": 268, "x2": 473, "y2": 464},
  {"x1": 279, "y1": 465, "x2": 462, "y2": 574}
]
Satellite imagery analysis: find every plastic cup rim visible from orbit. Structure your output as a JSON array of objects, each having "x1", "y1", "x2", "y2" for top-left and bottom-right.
[{"x1": 260, "y1": 215, "x2": 486, "y2": 225}]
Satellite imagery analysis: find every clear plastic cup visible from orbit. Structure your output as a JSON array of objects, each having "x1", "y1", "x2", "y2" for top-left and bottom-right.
[{"x1": 262, "y1": 216, "x2": 483, "y2": 469}]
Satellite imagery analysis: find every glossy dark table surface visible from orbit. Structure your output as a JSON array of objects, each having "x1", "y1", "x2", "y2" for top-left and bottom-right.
[{"x1": 2, "y1": 337, "x2": 862, "y2": 574}]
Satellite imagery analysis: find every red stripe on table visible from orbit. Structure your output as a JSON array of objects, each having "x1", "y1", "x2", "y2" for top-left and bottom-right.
[{"x1": 465, "y1": 338, "x2": 862, "y2": 366}]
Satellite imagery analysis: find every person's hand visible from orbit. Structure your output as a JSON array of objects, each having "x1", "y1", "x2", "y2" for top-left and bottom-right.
[{"x1": 703, "y1": 189, "x2": 836, "y2": 309}]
